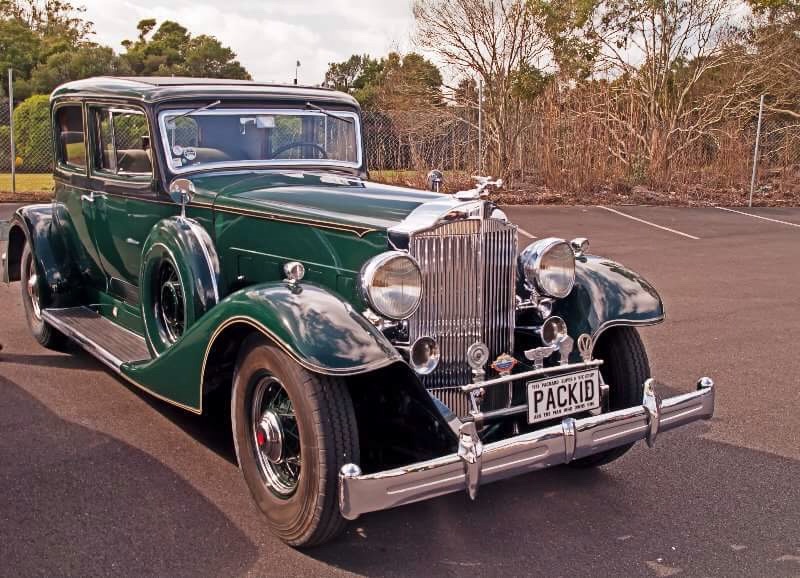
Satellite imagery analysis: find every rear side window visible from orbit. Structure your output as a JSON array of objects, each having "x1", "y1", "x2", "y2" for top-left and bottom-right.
[
  {"x1": 55, "y1": 105, "x2": 86, "y2": 169},
  {"x1": 90, "y1": 107, "x2": 153, "y2": 177}
]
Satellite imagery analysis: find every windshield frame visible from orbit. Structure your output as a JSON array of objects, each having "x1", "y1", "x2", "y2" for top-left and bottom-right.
[{"x1": 157, "y1": 107, "x2": 363, "y2": 174}]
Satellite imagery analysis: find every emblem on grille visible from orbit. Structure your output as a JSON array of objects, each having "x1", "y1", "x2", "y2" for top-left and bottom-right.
[
  {"x1": 577, "y1": 334, "x2": 593, "y2": 362},
  {"x1": 490, "y1": 353, "x2": 517, "y2": 376}
]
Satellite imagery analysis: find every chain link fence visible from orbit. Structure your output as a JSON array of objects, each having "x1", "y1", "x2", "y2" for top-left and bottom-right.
[{"x1": 752, "y1": 111, "x2": 800, "y2": 201}]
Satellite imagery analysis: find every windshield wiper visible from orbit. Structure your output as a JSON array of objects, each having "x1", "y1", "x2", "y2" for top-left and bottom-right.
[
  {"x1": 170, "y1": 99, "x2": 222, "y2": 123},
  {"x1": 305, "y1": 102, "x2": 354, "y2": 124}
]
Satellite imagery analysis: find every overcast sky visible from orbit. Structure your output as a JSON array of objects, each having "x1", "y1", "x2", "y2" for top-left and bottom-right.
[{"x1": 80, "y1": 0, "x2": 416, "y2": 84}]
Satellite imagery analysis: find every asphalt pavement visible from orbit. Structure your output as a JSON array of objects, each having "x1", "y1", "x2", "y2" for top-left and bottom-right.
[{"x1": 1, "y1": 203, "x2": 799, "y2": 577}]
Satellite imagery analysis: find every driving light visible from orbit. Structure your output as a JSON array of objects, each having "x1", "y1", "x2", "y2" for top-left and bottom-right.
[
  {"x1": 540, "y1": 316, "x2": 568, "y2": 346},
  {"x1": 409, "y1": 336, "x2": 440, "y2": 375},
  {"x1": 519, "y1": 238, "x2": 576, "y2": 299},
  {"x1": 360, "y1": 251, "x2": 423, "y2": 320}
]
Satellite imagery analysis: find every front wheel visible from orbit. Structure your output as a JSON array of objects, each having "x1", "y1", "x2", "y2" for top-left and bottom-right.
[
  {"x1": 231, "y1": 336, "x2": 359, "y2": 547},
  {"x1": 570, "y1": 326, "x2": 651, "y2": 468}
]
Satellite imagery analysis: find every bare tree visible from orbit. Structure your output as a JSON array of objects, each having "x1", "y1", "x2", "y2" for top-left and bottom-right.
[
  {"x1": 579, "y1": 0, "x2": 758, "y2": 177},
  {"x1": 413, "y1": 0, "x2": 550, "y2": 177}
]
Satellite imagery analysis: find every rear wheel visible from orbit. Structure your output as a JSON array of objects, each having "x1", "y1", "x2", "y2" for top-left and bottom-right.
[
  {"x1": 231, "y1": 336, "x2": 359, "y2": 547},
  {"x1": 20, "y1": 242, "x2": 65, "y2": 350},
  {"x1": 570, "y1": 326, "x2": 650, "y2": 468}
]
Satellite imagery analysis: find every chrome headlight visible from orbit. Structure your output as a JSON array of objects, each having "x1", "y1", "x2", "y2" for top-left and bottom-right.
[
  {"x1": 519, "y1": 238, "x2": 576, "y2": 299},
  {"x1": 360, "y1": 251, "x2": 423, "y2": 320}
]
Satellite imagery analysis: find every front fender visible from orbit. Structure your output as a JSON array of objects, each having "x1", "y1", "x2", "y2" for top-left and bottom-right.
[
  {"x1": 121, "y1": 281, "x2": 402, "y2": 411},
  {"x1": 555, "y1": 255, "x2": 664, "y2": 353},
  {"x1": 4, "y1": 204, "x2": 81, "y2": 307}
]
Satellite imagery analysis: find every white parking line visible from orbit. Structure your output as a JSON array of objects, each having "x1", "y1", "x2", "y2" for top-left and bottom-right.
[
  {"x1": 518, "y1": 228, "x2": 537, "y2": 240},
  {"x1": 595, "y1": 206, "x2": 700, "y2": 240},
  {"x1": 715, "y1": 206, "x2": 800, "y2": 229}
]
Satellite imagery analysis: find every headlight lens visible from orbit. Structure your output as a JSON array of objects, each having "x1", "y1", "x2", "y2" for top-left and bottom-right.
[
  {"x1": 519, "y1": 238, "x2": 576, "y2": 299},
  {"x1": 360, "y1": 251, "x2": 423, "y2": 319}
]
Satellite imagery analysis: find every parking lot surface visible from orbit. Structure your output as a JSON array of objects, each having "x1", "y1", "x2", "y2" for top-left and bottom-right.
[{"x1": 1, "y1": 204, "x2": 799, "y2": 577}]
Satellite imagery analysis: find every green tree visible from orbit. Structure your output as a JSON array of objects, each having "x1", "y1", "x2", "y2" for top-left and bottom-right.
[
  {"x1": 323, "y1": 52, "x2": 442, "y2": 110},
  {"x1": 121, "y1": 19, "x2": 250, "y2": 79},
  {"x1": 29, "y1": 43, "x2": 128, "y2": 93},
  {"x1": 0, "y1": 17, "x2": 40, "y2": 97}
]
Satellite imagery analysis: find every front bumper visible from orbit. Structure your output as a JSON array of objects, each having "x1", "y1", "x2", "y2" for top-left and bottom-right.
[{"x1": 339, "y1": 377, "x2": 714, "y2": 520}]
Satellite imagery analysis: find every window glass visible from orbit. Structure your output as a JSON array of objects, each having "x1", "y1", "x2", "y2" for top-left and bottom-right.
[
  {"x1": 92, "y1": 107, "x2": 153, "y2": 176},
  {"x1": 159, "y1": 108, "x2": 361, "y2": 172},
  {"x1": 55, "y1": 106, "x2": 86, "y2": 169}
]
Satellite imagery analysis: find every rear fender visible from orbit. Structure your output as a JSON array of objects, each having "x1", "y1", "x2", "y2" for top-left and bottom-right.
[
  {"x1": 3, "y1": 205, "x2": 81, "y2": 306},
  {"x1": 555, "y1": 255, "x2": 665, "y2": 356},
  {"x1": 121, "y1": 281, "x2": 403, "y2": 411}
]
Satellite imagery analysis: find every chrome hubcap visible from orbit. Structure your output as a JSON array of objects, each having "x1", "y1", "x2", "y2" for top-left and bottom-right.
[
  {"x1": 156, "y1": 261, "x2": 184, "y2": 343},
  {"x1": 256, "y1": 411, "x2": 284, "y2": 463},
  {"x1": 25, "y1": 262, "x2": 42, "y2": 320},
  {"x1": 251, "y1": 376, "x2": 301, "y2": 497}
]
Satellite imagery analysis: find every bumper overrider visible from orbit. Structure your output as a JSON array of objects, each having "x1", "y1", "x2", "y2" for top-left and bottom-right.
[{"x1": 339, "y1": 376, "x2": 714, "y2": 520}]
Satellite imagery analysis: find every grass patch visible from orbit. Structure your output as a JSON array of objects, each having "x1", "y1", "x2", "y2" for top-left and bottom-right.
[{"x1": 0, "y1": 173, "x2": 54, "y2": 202}]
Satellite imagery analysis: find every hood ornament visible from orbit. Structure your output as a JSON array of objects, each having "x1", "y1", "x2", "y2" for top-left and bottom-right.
[{"x1": 454, "y1": 176, "x2": 503, "y2": 200}]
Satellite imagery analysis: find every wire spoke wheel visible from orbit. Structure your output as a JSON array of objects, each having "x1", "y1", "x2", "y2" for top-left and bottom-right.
[
  {"x1": 155, "y1": 260, "x2": 185, "y2": 343},
  {"x1": 251, "y1": 375, "x2": 301, "y2": 497}
]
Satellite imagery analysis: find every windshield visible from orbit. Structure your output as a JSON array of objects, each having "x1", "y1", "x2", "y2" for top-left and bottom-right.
[{"x1": 158, "y1": 108, "x2": 361, "y2": 173}]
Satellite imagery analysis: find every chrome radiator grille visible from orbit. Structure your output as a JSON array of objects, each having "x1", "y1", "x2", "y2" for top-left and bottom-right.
[{"x1": 408, "y1": 218, "x2": 518, "y2": 413}]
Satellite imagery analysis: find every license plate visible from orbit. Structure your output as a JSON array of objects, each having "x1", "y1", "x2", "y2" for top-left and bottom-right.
[{"x1": 527, "y1": 370, "x2": 600, "y2": 424}]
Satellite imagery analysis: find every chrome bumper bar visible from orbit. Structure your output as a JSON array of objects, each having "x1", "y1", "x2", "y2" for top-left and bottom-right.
[{"x1": 339, "y1": 377, "x2": 714, "y2": 520}]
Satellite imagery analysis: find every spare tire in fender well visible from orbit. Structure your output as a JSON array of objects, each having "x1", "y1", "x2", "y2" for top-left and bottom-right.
[{"x1": 139, "y1": 216, "x2": 221, "y2": 356}]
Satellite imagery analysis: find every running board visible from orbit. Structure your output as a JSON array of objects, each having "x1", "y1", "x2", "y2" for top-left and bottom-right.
[{"x1": 41, "y1": 307, "x2": 153, "y2": 372}]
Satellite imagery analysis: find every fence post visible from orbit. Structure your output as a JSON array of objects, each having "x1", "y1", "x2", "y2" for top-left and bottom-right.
[
  {"x1": 7, "y1": 68, "x2": 15, "y2": 196},
  {"x1": 749, "y1": 94, "x2": 765, "y2": 208},
  {"x1": 477, "y1": 79, "x2": 483, "y2": 173}
]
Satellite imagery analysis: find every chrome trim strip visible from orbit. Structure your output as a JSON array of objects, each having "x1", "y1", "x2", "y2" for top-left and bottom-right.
[
  {"x1": 460, "y1": 360, "x2": 603, "y2": 393},
  {"x1": 339, "y1": 377, "x2": 714, "y2": 520}
]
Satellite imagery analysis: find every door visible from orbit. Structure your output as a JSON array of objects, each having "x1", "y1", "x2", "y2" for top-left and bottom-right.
[
  {"x1": 87, "y1": 104, "x2": 174, "y2": 304},
  {"x1": 52, "y1": 103, "x2": 107, "y2": 292}
]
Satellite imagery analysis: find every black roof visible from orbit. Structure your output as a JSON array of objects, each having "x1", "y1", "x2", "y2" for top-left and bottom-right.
[{"x1": 51, "y1": 76, "x2": 358, "y2": 107}]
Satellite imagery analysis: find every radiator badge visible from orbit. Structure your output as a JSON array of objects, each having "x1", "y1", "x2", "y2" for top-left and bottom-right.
[{"x1": 490, "y1": 353, "x2": 517, "y2": 376}]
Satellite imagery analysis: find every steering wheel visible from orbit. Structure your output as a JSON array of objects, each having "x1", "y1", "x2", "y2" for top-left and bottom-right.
[{"x1": 271, "y1": 141, "x2": 328, "y2": 159}]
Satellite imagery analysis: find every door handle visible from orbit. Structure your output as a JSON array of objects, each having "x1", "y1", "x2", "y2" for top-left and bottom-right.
[{"x1": 80, "y1": 191, "x2": 108, "y2": 203}]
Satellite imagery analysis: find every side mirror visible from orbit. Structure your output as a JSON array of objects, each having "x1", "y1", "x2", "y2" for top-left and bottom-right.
[
  {"x1": 168, "y1": 178, "x2": 196, "y2": 218},
  {"x1": 426, "y1": 170, "x2": 444, "y2": 193}
]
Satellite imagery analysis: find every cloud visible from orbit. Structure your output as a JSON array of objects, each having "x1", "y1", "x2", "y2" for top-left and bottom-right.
[{"x1": 80, "y1": 0, "x2": 414, "y2": 84}]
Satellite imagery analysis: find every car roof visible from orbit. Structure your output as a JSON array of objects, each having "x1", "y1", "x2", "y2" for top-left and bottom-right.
[{"x1": 51, "y1": 76, "x2": 358, "y2": 107}]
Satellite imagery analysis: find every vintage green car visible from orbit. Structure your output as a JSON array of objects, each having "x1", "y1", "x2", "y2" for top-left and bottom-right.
[{"x1": 2, "y1": 77, "x2": 714, "y2": 547}]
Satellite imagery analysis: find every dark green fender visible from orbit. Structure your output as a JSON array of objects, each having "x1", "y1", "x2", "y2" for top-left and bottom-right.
[
  {"x1": 4, "y1": 204, "x2": 81, "y2": 307},
  {"x1": 121, "y1": 281, "x2": 403, "y2": 412},
  {"x1": 554, "y1": 255, "x2": 665, "y2": 356}
]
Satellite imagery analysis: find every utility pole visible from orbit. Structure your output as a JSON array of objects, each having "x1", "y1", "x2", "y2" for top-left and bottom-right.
[
  {"x1": 8, "y1": 69, "x2": 14, "y2": 196},
  {"x1": 749, "y1": 94, "x2": 765, "y2": 208},
  {"x1": 294, "y1": 60, "x2": 301, "y2": 85}
]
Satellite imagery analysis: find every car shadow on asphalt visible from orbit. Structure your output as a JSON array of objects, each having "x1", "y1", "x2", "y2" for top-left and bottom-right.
[
  {"x1": 308, "y1": 433, "x2": 800, "y2": 577},
  {"x1": 0, "y1": 374, "x2": 258, "y2": 577}
]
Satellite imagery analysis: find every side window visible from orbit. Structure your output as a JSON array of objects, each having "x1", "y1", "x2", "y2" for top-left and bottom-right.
[
  {"x1": 91, "y1": 107, "x2": 153, "y2": 177},
  {"x1": 55, "y1": 105, "x2": 86, "y2": 169}
]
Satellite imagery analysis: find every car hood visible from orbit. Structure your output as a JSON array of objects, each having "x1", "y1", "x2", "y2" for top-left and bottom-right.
[{"x1": 187, "y1": 171, "x2": 446, "y2": 233}]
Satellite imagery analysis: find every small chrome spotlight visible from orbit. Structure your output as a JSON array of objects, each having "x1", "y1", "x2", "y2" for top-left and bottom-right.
[
  {"x1": 410, "y1": 336, "x2": 440, "y2": 375},
  {"x1": 284, "y1": 261, "x2": 305, "y2": 284}
]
